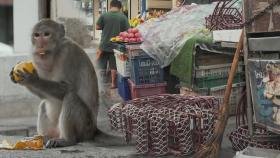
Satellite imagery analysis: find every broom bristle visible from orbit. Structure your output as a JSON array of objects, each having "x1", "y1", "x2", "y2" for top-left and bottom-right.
[{"x1": 193, "y1": 106, "x2": 229, "y2": 158}]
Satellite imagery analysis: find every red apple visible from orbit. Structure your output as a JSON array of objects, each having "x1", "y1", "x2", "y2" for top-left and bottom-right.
[
  {"x1": 127, "y1": 28, "x2": 133, "y2": 33},
  {"x1": 128, "y1": 33, "x2": 134, "y2": 38},
  {"x1": 131, "y1": 28, "x2": 139, "y2": 34},
  {"x1": 134, "y1": 32, "x2": 142, "y2": 38},
  {"x1": 129, "y1": 38, "x2": 136, "y2": 43},
  {"x1": 124, "y1": 38, "x2": 129, "y2": 42},
  {"x1": 124, "y1": 32, "x2": 129, "y2": 38},
  {"x1": 120, "y1": 36, "x2": 125, "y2": 41},
  {"x1": 119, "y1": 32, "x2": 125, "y2": 36},
  {"x1": 120, "y1": 32, "x2": 129, "y2": 38},
  {"x1": 136, "y1": 38, "x2": 143, "y2": 42}
]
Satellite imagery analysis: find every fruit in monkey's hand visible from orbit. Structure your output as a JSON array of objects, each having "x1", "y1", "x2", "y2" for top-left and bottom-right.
[{"x1": 13, "y1": 61, "x2": 34, "y2": 82}]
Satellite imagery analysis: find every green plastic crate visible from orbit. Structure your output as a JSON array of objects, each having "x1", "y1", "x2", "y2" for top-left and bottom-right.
[{"x1": 194, "y1": 73, "x2": 245, "y2": 88}]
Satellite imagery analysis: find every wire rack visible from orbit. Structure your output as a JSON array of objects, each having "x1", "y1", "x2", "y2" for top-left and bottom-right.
[
  {"x1": 108, "y1": 94, "x2": 220, "y2": 156},
  {"x1": 205, "y1": 0, "x2": 243, "y2": 30}
]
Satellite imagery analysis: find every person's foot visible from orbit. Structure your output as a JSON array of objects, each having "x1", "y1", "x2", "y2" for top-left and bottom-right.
[{"x1": 110, "y1": 84, "x2": 117, "y2": 89}]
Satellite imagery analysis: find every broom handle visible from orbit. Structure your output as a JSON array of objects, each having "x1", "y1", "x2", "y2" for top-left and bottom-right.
[
  {"x1": 222, "y1": 30, "x2": 244, "y2": 114},
  {"x1": 216, "y1": 29, "x2": 244, "y2": 152}
]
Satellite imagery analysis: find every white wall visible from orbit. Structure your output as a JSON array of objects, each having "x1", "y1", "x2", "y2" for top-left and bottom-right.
[
  {"x1": 13, "y1": 0, "x2": 39, "y2": 54},
  {"x1": 129, "y1": 0, "x2": 140, "y2": 19},
  {"x1": 52, "y1": 0, "x2": 88, "y2": 20}
]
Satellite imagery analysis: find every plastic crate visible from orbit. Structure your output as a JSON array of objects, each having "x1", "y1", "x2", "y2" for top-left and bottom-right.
[
  {"x1": 128, "y1": 79, "x2": 167, "y2": 99},
  {"x1": 194, "y1": 72, "x2": 244, "y2": 88},
  {"x1": 117, "y1": 73, "x2": 131, "y2": 101},
  {"x1": 113, "y1": 49, "x2": 130, "y2": 77},
  {"x1": 126, "y1": 44, "x2": 164, "y2": 85},
  {"x1": 126, "y1": 44, "x2": 148, "y2": 59},
  {"x1": 199, "y1": 82, "x2": 245, "y2": 115},
  {"x1": 195, "y1": 63, "x2": 244, "y2": 78},
  {"x1": 112, "y1": 43, "x2": 127, "y2": 52},
  {"x1": 130, "y1": 56, "x2": 164, "y2": 85}
]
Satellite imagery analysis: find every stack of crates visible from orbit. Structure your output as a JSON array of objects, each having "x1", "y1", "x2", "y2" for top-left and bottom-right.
[
  {"x1": 191, "y1": 47, "x2": 245, "y2": 115},
  {"x1": 198, "y1": 82, "x2": 245, "y2": 115},
  {"x1": 126, "y1": 44, "x2": 166, "y2": 99},
  {"x1": 194, "y1": 63, "x2": 244, "y2": 88},
  {"x1": 114, "y1": 43, "x2": 166, "y2": 100},
  {"x1": 114, "y1": 43, "x2": 131, "y2": 101}
]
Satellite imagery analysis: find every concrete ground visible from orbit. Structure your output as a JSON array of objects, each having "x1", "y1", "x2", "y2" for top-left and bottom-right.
[{"x1": 0, "y1": 88, "x2": 237, "y2": 158}]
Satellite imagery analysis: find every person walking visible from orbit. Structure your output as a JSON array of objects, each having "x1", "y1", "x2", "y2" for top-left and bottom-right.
[{"x1": 96, "y1": 0, "x2": 130, "y2": 89}]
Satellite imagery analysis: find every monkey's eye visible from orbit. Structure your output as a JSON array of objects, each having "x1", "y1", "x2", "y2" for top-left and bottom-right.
[
  {"x1": 34, "y1": 33, "x2": 40, "y2": 38},
  {"x1": 44, "y1": 32, "x2": 50, "y2": 37}
]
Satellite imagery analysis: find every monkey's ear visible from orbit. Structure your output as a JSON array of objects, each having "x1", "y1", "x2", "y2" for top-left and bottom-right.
[{"x1": 58, "y1": 23, "x2": 66, "y2": 38}]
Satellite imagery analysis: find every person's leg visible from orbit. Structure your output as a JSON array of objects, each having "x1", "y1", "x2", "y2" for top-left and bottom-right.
[
  {"x1": 96, "y1": 50, "x2": 109, "y2": 89},
  {"x1": 108, "y1": 52, "x2": 117, "y2": 89}
]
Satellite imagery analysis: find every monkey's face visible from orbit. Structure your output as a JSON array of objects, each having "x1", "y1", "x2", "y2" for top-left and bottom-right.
[
  {"x1": 32, "y1": 19, "x2": 65, "y2": 55},
  {"x1": 32, "y1": 30, "x2": 52, "y2": 52}
]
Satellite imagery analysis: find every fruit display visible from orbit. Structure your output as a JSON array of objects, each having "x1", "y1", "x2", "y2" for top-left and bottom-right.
[
  {"x1": 129, "y1": 18, "x2": 144, "y2": 28},
  {"x1": 13, "y1": 61, "x2": 34, "y2": 82},
  {"x1": 146, "y1": 10, "x2": 166, "y2": 20},
  {"x1": 111, "y1": 28, "x2": 143, "y2": 43}
]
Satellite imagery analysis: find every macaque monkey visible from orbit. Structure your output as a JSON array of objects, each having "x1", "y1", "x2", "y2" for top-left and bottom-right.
[{"x1": 10, "y1": 19, "x2": 99, "y2": 148}]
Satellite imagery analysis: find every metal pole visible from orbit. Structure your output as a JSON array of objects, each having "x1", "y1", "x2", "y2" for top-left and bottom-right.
[
  {"x1": 93, "y1": 0, "x2": 100, "y2": 40},
  {"x1": 244, "y1": 31, "x2": 254, "y2": 137},
  {"x1": 243, "y1": 0, "x2": 254, "y2": 137},
  {"x1": 141, "y1": 0, "x2": 146, "y2": 14}
]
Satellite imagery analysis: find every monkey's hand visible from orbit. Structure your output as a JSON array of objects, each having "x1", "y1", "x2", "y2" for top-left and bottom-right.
[
  {"x1": 60, "y1": 81, "x2": 74, "y2": 93},
  {"x1": 9, "y1": 67, "x2": 18, "y2": 84},
  {"x1": 15, "y1": 68, "x2": 39, "y2": 85}
]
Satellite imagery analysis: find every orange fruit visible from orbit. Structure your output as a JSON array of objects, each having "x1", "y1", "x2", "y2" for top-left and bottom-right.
[{"x1": 13, "y1": 61, "x2": 34, "y2": 81}]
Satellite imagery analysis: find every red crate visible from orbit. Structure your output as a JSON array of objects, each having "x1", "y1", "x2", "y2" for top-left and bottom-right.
[{"x1": 128, "y1": 79, "x2": 166, "y2": 99}]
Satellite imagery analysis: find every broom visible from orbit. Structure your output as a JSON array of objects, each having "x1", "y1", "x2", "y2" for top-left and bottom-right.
[{"x1": 193, "y1": 29, "x2": 244, "y2": 158}]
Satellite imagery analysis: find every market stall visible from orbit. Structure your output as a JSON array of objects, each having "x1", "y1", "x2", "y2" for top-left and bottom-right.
[{"x1": 107, "y1": 0, "x2": 280, "y2": 157}]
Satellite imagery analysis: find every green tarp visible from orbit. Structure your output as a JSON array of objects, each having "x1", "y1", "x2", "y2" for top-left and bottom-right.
[{"x1": 170, "y1": 31, "x2": 212, "y2": 86}]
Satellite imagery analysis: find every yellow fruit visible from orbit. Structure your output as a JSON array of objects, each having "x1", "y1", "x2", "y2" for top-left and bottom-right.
[
  {"x1": 13, "y1": 61, "x2": 34, "y2": 81},
  {"x1": 115, "y1": 37, "x2": 121, "y2": 42},
  {"x1": 111, "y1": 37, "x2": 118, "y2": 42},
  {"x1": 13, "y1": 141, "x2": 27, "y2": 150},
  {"x1": 13, "y1": 135, "x2": 43, "y2": 150}
]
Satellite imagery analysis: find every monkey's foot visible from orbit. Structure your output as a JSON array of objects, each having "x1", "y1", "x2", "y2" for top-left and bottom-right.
[{"x1": 45, "y1": 138, "x2": 76, "y2": 148}]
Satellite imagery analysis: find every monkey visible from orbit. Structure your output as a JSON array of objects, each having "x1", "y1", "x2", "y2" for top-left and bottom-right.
[{"x1": 9, "y1": 19, "x2": 99, "y2": 148}]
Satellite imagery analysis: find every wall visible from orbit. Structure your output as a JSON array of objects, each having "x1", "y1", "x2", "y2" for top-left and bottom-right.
[
  {"x1": 51, "y1": 0, "x2": 88, "y2": 20},
  {"x1": 13, "y1": 0, "x2": 39, "y2": 54},
  {"x1": 0, "y1": 5, "x2": 13, "y2": 45}
]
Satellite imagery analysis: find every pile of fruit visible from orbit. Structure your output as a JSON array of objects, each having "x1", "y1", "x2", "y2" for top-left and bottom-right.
[
  {"x1": 129, "y1": 18, "x2": 144, "y2": 28},
  {"x1": 146, "y1": 10, "x2": 166, "y2": 20},
  {"x1": 111, "y1": 28, "x2": 143, "y2": 43}
]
